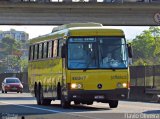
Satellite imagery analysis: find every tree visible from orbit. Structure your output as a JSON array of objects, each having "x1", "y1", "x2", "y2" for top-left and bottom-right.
[
  {"x1": 0, "y1": 36, "x2": 22, "y2": 73},
  {"x1": 131, "y1": 26, "x2": 160, "y2": 66}
]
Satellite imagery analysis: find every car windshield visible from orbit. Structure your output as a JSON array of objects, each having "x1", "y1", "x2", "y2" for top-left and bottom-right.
[
  {"x1": 6, "y1": 79, "x2": 20, "y2": 83},
  {"x1": 68, "y1": 37, "x2": 128, "y2": 69}
]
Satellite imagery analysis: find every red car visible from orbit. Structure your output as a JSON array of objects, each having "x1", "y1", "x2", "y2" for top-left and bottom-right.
[{"x1": 1, "y1": 77, "x2": 23, "y2": 93}]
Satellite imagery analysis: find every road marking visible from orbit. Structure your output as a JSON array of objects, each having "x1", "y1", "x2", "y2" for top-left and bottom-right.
[{"x1": 0, "y1": 101, "x2": 103, "y2": 119}]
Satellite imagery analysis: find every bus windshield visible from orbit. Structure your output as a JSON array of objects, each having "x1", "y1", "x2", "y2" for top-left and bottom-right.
[{"x1": 68, "y1": 37, "x2": 128, "y2": 69}]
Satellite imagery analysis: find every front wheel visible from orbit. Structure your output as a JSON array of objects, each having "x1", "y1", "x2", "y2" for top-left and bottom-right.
[{"x1": 109, "y1": 100, "x2": 118, "y2": 108}]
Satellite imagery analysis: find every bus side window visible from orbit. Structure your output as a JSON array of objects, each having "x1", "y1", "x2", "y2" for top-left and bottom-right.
[
  {"x1": 42, "y1": 43, "x2": 44, "y2": 59},
  {"x1": 51, "y1": 41, "x2": 54, "y2": 58},
  {"x1": 37, "y1": 44, "x2": 39, "y2": 59},
  {"x1": 46, "y1": 42, "x2": 49, "y2": 58},
  {"x1": 34, "y1": 44, "x2": 37, "y2": 60},
  {"x1": 48, "y1": 41, "x2": 52, "y2": 58},
  {"x1": 58, "y1": 39, "x2": 64, "y2": 57},
  {"x1": 39, "y1": 43, "x2": 42, "y2": 59},
  {"x1": 33, "y1": 45, "x2": 35, "y2": 60},
  {"x1": 29, "y1": 46, "x2": 32, "y2": 61},
  {"x1": 43, "y1": 42, "x2": 47, "y2": 59},
  {"x1": 53, "y1": 40, "x2": 58, "y2": 57}
]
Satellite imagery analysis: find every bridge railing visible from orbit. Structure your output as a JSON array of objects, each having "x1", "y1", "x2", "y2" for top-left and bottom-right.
[{"x1": 6, "y1": 0, "x2": 160, "y2": 3}]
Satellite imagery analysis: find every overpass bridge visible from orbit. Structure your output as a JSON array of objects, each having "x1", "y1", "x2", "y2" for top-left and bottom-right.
[{"x1": 0, "y1": 1, "x2": 159, "y2": 26}]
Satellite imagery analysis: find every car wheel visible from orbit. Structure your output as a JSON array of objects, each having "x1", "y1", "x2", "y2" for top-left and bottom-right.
[
  {"x1": 2, "y1": 90, "x2": 4, "y2": 93},
  {"x1": 17, "y1": 91, "x2": 19, "y2": 93},
  {"x1": 5, "y1": 91, "x2": 7, "y2": 93}
]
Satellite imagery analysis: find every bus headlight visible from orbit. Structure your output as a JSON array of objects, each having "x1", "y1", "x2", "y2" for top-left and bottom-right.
[
  {"x1": 122, "y1": 83, "x2": 127, "y2": 88},
  {"x1": 71, "y1": 83, "x2": 77, "y2": 89},
  {"x1": 71, "y1": 83, "x2": 82, "y2": 89},
  {"x1": 117, "y1": 83, "x2": 127, "y2": 88}
]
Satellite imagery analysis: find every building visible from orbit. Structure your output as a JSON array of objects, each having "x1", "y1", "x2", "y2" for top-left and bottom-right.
[{"x1": 0, "y1": 29, "x2": 29, "y2": 42}]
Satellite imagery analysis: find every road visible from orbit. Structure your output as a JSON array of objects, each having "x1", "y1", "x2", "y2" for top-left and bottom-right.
[{"x1": 0, "y1": 92, "x2": 160, "y2": 119}]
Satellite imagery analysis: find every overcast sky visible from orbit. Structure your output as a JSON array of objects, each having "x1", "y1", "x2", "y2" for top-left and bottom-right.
[{"x1": 0, "y1": 25, "x2": 149, "y2": 40}]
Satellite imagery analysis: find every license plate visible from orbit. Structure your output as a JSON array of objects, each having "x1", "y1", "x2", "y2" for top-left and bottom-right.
[
  {"x1": 12, "y1": 87, "x2": 17, "y2": 90},
  {"x1": 94, "y1": 95, "x2": 104, "y2": 99}
]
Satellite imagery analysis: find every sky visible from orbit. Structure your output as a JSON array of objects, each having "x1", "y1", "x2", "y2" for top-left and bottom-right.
[{"x1": 0, "y1": 25, "x2": 150, "y2": 40}]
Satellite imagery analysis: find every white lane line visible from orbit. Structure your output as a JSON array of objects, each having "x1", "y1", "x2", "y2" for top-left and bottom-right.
[
  {"x1": 0, "y1": 101, "x2": 61, "y2": 113},
  {"x1": 0, "y1": 101, "x2": 103, "y2": 119}
]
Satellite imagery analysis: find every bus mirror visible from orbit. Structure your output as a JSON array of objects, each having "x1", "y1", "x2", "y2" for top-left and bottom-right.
[
  {"x1": 127, "y1": 44, "x2": 133, "y2": 58},
  {"x1": 62, "y1": 44, "x2": 66, "y2": 58}
]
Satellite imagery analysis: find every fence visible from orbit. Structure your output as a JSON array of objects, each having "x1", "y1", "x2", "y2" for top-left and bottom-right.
[
  {"x1": 130, "y1": 65, "x2": 160, "y2": 102},
  {"x1": 130, "y1": 65, "x2": 160, "y2": 89}
]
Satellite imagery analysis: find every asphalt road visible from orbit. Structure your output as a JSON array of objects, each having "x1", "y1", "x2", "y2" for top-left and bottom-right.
[{"x1": 0, "y1": 92, "x2": 160, "y2": 119}]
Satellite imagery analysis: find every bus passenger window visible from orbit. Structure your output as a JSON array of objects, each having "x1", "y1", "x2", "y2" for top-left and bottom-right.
[
  {"x1": 53, "y1": 40, "x2": 58, "y2": 57},
  {"x1": 46, "y1": 42, "x2": 49, "y2": 58},
  {"x1": 58, "y1": 39, "x2": 64, "y2": 57},
  {"x1": 37, "y1": 44, "x2": 39, "y2": 59},
  {"x1": 34, "y1": 44, "x2": 37, "y2": 60},
  {"x1": 42, "y1": 43, "x2": 44, "y2": 59},
  {"x1": 48, "y1": 41, "x2": 52, "y2": 58},
  {"x1": 43, "y1": 42, "x2": 47, "y2": 58},
  {"x1": 39, "y1": 43, "x2": 42, "y2": 59},
  {"x1": 29, "y1": 46, "x2": 32, "y2": 60},
  {"x1": 33, "y1": 45, "x2": 35, "y2": 60},
  {"x1": 51, "y1": 41, "x2": 54, "y2": 58}
]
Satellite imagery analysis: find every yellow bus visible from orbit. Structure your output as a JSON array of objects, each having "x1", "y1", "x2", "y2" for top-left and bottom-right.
[{"x1": 28, "y1": 23, "x2": 132, "y2": 108}]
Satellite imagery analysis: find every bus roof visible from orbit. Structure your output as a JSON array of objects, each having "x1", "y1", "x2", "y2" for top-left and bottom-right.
[{"x1": 29, "y1": 23, "x2": 124, "y2": 44}]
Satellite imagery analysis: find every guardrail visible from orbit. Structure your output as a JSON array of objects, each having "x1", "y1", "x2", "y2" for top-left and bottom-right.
[{"x1": 5, "y1": 0, "x2": 160, "y2": 3}]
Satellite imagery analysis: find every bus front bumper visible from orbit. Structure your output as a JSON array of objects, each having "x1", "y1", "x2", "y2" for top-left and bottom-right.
[{"x1": 68, "y1": 88, "x2": 129, "y2": 102}]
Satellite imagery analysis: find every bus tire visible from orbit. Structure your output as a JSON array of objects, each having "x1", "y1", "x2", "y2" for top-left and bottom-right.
[
  {"x1": 61, "y1": 94, "x2": 70, "y2": 108},
  {"x1": 57, "y1": 83, "x2": 61, "y2": 100},
  {"x1": 109, "y1": 100, "x2": 118, "y2": 108},
  {"x1": 36, "y1": 84, "x2": 41, "y2": 105},
  {"x1": 34, "y1": 83, "x2": 37, "y2": 97},
  {"x1": 38, "y1": 84, "x2": 51, "y2": 105}
]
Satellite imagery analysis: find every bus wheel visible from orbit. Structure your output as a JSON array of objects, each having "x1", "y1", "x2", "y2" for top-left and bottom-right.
[
  {"x1": 38, "y1": 84, "x2": 51, "y2": 105},
  {"x1": 34, "y1": 83, "x2": 37, "y2": 97},
  {"x1": 61, "y1": 94, "x2": 70, "y2": 108},
  {"x1": 36, "y1": 84, "x2": 41, "y2": 105},
  {"x1": 109, "y1": 100, "x2": 118, "y2": 108}
]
